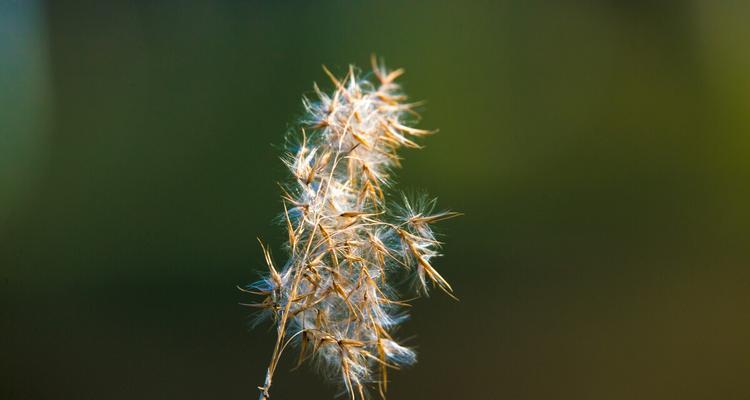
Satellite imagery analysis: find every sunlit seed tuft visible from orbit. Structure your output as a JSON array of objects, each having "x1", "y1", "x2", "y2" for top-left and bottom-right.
[{"x1": 249, "y1": 56, "x2": 458, "y2": 400}]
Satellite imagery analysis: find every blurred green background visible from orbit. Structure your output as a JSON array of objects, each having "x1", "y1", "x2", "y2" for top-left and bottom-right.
[{"x1": 2, "y1": 1, "x2": 749, "y2": 399}]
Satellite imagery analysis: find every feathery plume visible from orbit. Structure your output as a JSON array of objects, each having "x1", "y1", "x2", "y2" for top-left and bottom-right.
[{"x1": 247, "y1": 56, "x2": 458, "y2": 400}]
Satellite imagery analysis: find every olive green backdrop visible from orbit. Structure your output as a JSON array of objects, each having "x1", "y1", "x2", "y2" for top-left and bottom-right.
[{"x1": 2, "y1": 1, "x2": 749, "y2": 399}]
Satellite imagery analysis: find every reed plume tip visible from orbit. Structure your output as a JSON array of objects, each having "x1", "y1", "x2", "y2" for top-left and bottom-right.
[{"x1": 247, "y1": 57, "x2": 458, "y2": 399}]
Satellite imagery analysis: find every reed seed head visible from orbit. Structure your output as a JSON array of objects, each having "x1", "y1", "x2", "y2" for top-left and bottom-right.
[{"x1": 248, "y1": 56, "x2": 458, "y2": 400}]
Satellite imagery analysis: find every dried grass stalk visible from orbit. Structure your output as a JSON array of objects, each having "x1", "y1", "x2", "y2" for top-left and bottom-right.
[{"x1": 247, "y1": 56, "x2": 458, "y2": 400}]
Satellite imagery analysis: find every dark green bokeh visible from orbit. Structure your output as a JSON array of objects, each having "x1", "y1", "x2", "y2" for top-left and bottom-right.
[{"x1": 2, "y1": 1, "x2": 749, "y2": 399}]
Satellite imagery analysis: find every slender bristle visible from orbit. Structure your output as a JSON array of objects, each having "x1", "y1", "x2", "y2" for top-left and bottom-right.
[{"x1": 249, "y1": 57, "x2": 457, "y2": 400}]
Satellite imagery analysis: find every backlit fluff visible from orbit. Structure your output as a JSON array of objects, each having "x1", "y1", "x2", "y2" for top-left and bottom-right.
[{"x1": 247, "y1": 57, "x2": 457, "y2": 400}]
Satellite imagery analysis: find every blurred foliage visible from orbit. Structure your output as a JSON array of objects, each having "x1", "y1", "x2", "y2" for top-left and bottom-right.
[{"x1": 2, "y1": 1, "x2": 749, "y2": 399}]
